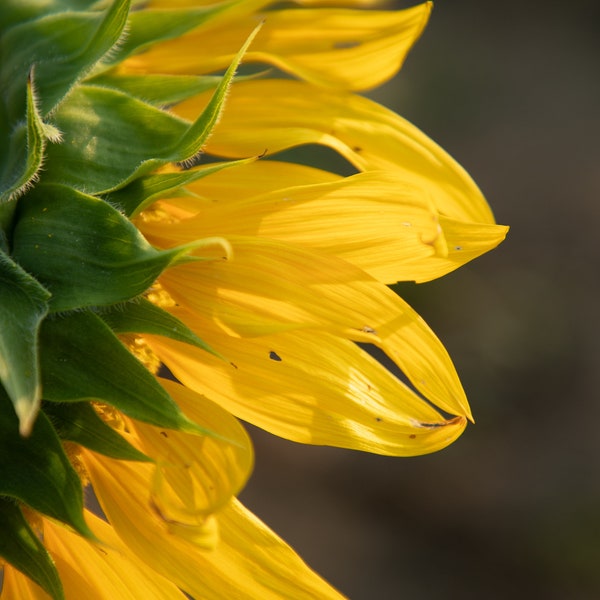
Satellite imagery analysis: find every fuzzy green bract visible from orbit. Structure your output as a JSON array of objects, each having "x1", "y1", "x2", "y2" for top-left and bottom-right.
[{"x1": 0, "y1": 1, "x2": 255, "y2": 596}]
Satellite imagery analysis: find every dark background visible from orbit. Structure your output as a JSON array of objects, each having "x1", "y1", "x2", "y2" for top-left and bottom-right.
[{"x1": 240, "y1": 2, "x2": 600, "y2": 599}]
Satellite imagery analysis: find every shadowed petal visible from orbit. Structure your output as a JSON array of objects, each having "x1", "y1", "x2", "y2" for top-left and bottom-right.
[{"x1": 83, "y1": 453, "x2": 346, "y2": 599}]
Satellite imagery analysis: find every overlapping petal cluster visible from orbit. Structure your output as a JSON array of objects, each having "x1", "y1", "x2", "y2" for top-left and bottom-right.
[{"x1": 0, "y1": 0, "x2": 507, "y2": 598}]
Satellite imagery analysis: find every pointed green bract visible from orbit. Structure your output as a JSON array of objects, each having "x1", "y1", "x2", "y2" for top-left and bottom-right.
[
  {"x1": 99, "y1": 297, "x2": 223, "y2": 359},
  {"x1": 43, "y1": 84, "x2": 191, "y2": 193},
  {"x1": 11, "y1": 183, "x2": 193, "y2": 312},
  {"x1": 108, "y1": 159, "x2": 254, "y2": 217},
  {"x1": 175, "y1": 23, "x2": 262, "y2": 164},
  {"x1": 0, "y1": 386, "x2": 93, "y2": 540},
  {"x1": 39, "y1": 309, "x2": 212, "y2": 436},
  {"x1": 0, "y1": 72, "x2": 46, "y2": 204},
  {"x1": 0, "y1": 499, "x2": 65, "y2": 600},
  {"x1": 41, "y1": 24, "x2": 262, "y2": 194},
  {"x1": 0, "y1": 1, "x2": 98, "y2": 30},
  {"x1": 0, "y1": 251, "x2": 50, "y2": 436},
  {"x1": 43, "y1": 400, "x2": 152, "y2": 462},
  {"x1": 0, "y1": 0, "x2": 130, "y2": 120},
  {"x1": 89, "y1": 73, "x2": 221, "y2": 107}
]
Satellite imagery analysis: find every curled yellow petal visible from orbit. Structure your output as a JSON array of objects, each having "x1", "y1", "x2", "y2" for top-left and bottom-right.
[
  {"x1": 102, "y1": 380, "x2": 254, "y2": 550},
  {"x1": 133, "y1": 379, "x2": 253, "y2": 518}
]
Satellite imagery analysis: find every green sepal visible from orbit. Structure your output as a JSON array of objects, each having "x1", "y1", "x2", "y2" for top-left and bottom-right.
[
  {"x1": 174, "y1": 23, "x2": 262, "y2": 165},
  {"x1": 43, "y1": 84, "x2": 194, "y2": 193},
  {"x1": 0, "y1": 71, "x2": 46, "y2": 204},
  {"x1": 11, "y1": 183, "x2": 193, "y2": 313},
  {"x1": 44, "y1": 24, "x2": 262, "y2": 194},
  {"x1": 0, "y1": 498, "x2": 65, "y2": 600},
  {"x1": 43, "y1": 400, "x2": 152, "y2": 463},
  {"x1": 0, "y1": 250, "x2": 50, "y2": 436},
  {"x1": 89, "y1": 73, "x2": 222, "y2": 107},
  {"x1": 39, "y1": 309, "x2": 212, "y2": 436},
  {"x1": 0, "y1": 0, "x2": 131, "y2": 120},
  {"x1": 108, "y1": 159, "x2": 254, "y2": 217},
  {"x1": 0, "y1": 1, "x2": 98, "y2": 31},
  {"x1": 0, "y1": 385, "x2": 93, "y2": 541},
  {"x1": 99, "y1": 297, "x2": 223, "y2": 359}
]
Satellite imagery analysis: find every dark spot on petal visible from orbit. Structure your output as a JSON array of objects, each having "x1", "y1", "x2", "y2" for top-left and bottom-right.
[
  {"x1": 353, "y1": 146, "x2": 362, "y2": 152},
  {"x1": 160, "y1": 431, "x2": 168, "y2": 438},
  {"x1": 409, "y1": 434, "x2": 417, "y2": 439},
  {"x1": 375, "y1": 417, "x2": 382, "y2": 422},
  {"x1": 230, "y1": 362, "x2": 238, "y2": 369},
  {"x1": 269, "y1": 351, "x2": 282, "y2": 362},
  {"x1": 333, "y1": 40, "x2": 361, "y2": 49}
]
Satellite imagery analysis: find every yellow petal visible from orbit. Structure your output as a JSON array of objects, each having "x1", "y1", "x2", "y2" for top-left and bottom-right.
[
  {"x1": 154, "y1": 235, "x2": 470, "y2": 419},
  {"x1": 148, "y1": 0, "x2": 384, "y2": 6},
  {"x1": 127, "y1": 4, "x2": 431, "y2": 91},
  {"x1": 174, "y1": 79, "x2": 496, "y2": 224},
  {"x1": 45, "y1": 512, "x2": 186, "y2": 600},
  {"x1": 405, "y1": 215, "x2": 509, "y2": 282},
  {"x1": 129, "y1": 379, "x2": 254, "y2": 524},
  {"x1": 156, "y1": 160, "x2": 340, "y2": 216},
  {"x1": 0, "y1": 512, "x2": 186, "y2": 600},
  {"x1": 0, "y1": 565, "x2": 46, "y2": 599},
  {"x1": 149, "y1": 327, "x2": 467, "y2": 456},
  {"x1": 141, "y1": 169, "x2": 507, "y2": 284},
  {"x1": 83, "y1": 454, "x2": 345, "y2": 600}
]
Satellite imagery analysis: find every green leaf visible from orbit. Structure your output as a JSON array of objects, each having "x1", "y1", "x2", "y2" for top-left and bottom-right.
[
  {"x1": 43, "y1": 400, "x2": 151, "y2": 462},
  {"x1": 39, "y1": 309, "x2": 210, "y2": 435},
  {"x1": 0, "y1": 0, "x2": 131, "y2": 120},
  {"x1": 108, "y1": 159, "x2": 253, "y2": 217},
  {"x1": 0, "y1": 498, "x2": 65, "y2": 600},
  {"x1": 11, "y1": 183, "x2": 193, "y2": 313},
  {"x1": 44, "y1": 24, "x2": 262, "y2": 194},
  {"x1": 0, "y1": 385, "x2": 93, "y2": 540},
  {"x1": 0, "y1": 71, "x2": 46, "y2": 204},
  {"x1": 0, "y1": 250, "x2": 50, "y2": 436},
  {"x1": 99, "y1": 297, "x2": 222, "y2": 359}
]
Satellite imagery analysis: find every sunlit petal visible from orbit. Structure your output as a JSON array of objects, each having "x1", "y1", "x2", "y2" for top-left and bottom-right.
[
  {"x1": 125, "y1": 4, "x2": 431, "y2": 91},
  {"x1": 175, "y1": 79, "x2": 495, "y2": 223},
  {"x1": 149, "y1": 327, "x2": 467, "y2": 456},
  {"x1": 140, "y1": 168, "x2": 507, "y2": 284}
]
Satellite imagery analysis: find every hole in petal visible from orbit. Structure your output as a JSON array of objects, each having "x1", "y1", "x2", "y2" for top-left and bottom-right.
[{"x1": 269, "y1": 350, "x2": 282, "y2": 362}]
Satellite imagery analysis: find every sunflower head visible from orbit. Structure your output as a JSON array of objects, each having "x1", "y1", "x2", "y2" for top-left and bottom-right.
[{"x1": 0, "y1": 1, "x2": 507, "y2": 598}]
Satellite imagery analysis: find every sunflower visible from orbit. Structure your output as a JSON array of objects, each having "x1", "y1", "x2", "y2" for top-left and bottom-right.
[{"x1": 0, "y1": 0, "x2": 507, "y2": 598}]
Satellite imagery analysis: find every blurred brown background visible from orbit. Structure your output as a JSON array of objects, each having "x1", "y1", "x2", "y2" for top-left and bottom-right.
[{"x1": 240, "y1": 2, "x2": 600, "y2": 598}]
